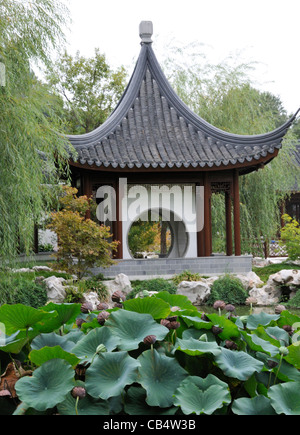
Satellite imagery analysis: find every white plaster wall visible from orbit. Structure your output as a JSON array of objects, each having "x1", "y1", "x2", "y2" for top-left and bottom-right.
[{"x1": 121, "y1": 183, "x2": 198, "y2": 259}]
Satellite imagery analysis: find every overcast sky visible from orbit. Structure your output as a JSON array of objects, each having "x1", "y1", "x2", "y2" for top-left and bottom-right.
[{"x1": 61, "y1": 0, "x2": 300, "y2": 115}]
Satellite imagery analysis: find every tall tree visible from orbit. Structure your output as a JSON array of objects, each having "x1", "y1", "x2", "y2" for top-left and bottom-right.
[
  {"x1": 46, "y1": 49, "x2": 128, "y2": 134},
  {"x1": 0, "y1": 0, "x2": 72, "y2": 259},
  {"x1": 164, "y1": 43, "x2": 299, "y2": 254}
]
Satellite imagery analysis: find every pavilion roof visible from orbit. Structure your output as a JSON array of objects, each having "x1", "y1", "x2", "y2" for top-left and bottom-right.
[{"x1": 67, "y1": 22, "x2": 299, "y2": 172}]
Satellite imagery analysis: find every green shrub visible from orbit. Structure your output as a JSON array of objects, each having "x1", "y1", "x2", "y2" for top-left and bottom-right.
[
  {"x1": 172, "y1": 270, "x2": 203, "y2": 285},
  {"x1": 280, "y1": 214, "x2": 300, "y2": 261},
  {"x1": 0, "y1": 275, "x2": 47, "y2": 308},
  {"x1": 127, "y1": 278, "x2": 177, "y2": 299},
  {"x1": 207, "y1": 274, "x2": 247, "y2": 305},
  {"x1": 77, "y1": 278, "x2": 109, "y2": 301},
  {"x1": 286, "y1": 290, "x2": 300, "y2": 309}
]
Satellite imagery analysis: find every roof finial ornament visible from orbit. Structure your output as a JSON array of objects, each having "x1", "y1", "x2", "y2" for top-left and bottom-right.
[{"x1": 139, "y1": 21, "x2": 153, "y2": 44}]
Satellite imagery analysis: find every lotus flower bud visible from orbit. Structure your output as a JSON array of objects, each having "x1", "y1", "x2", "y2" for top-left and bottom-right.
[
  {"x1": 279, "y1": 346, "x2": 289, "y2": 356},
  {"x1": 96, "y1": 344, "x2": 107, "y2": 354}
]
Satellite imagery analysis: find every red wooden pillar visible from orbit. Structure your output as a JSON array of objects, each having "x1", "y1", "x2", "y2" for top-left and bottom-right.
[
  {"x1": 225, "y1": 191, "x2": 233, "y2": 256},
  {"x1": 203, "y1": 173, "x2": 212, "y2": 257},
  {"x1": 233, "y1": 169, "x2": 241, "y2": 256},
  {"x1": 83, "y1": 174, "x2": 92, "y2": 220},
  {"x1": 115, "y1": 178, "x2": 123, "y2": 259}
]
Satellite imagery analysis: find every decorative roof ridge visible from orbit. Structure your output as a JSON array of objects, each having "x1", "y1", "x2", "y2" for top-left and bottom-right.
[{"x1": 67, "y1": 38, "x2": 300, "y2": 148}]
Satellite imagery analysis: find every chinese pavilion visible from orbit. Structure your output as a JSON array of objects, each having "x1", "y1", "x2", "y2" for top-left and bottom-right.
[{"x1": 66, "y1": 22, "x2": 298, "y2": 277}]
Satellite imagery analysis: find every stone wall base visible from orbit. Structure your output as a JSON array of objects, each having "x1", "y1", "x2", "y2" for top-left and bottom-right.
[{"x1": 91, "y1": 255, "x2": 253, "y2": 280}]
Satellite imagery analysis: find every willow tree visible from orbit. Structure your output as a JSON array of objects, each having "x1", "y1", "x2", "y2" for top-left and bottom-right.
[
  {"x1": 0, "y1": 0, "x2": 73, "y2": 260},
  {"x1": 164, "y1": 43, "x2": 300, "y2": 255}
]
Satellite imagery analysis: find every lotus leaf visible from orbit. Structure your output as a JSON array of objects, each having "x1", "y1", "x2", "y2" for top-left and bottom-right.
[
  {"x1": 137, "y1": 349, "x2": 187, "y2": 408},
  {"x1": 85, "y1": 351, "x2": 140, "y2": 400},
  {"x1": 232, "y1": 395, "x2": 276, "y2": 415},
  {"x1": 269, "y1": 382, "x2": 300, "y2": 415},
  {"x1": 175, "y1": 337, "x2": 221, "y2": 356},
  {"x1": 29, "y1": 346, "x2": 80, "y2": 367},
  {"x1": 246, "y1": 312, "x2": 280, "y2": 330},
  {"x1": 31, "y1": 332, "x2": 76, "y2": 352},
  {"x1": 124, "y1": 386, "x2": 178, "y2": 415},
  {"x1": 174, "y1": 375, "x2": 231, "y2": 415},
  {"x1": 215, "y1": 348, "x2": 264, "y2": 381},
  {"x1": 155, "y1": 291, "x2": 197, "y2": 311},
  {"x1": 105, "y1": 309, "x2": 169, "y2": 351},
  {"x1": 15, "y1": 359, "x2": 74, "y2": 411},
  {"x1": 72, "y1": 326, "x2": 120, "y2": 364},
  {"x1": 123, "y1": 296, "x2": 171, "y2": 319},
  {"x1": 0, "y1": 304, "x2": 56, "y2": 335}
]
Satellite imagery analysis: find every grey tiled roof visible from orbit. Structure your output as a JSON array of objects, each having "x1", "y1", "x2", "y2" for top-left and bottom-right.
[{"x1": 67, "y1": 43, "x2": 299, "y2": 170}]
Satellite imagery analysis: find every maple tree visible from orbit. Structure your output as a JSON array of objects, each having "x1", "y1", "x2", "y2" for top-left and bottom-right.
[{"x1": 48, "y1": 186, "x2": 118, "y2": 278}]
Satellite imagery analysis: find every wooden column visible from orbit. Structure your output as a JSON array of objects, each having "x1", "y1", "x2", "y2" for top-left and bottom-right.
[
  {"x1": 83, "y1": 174, "x2": 92, "y2": 220},
  {"x1": 203, "y1": 173, "x2": 212, "y2": 257},
  {"x1": 225, "y1": 191, "x2": 233, "y2": 256},
  {"x1": 115, "y1": 178, "x2": 123, "y2": 259},
  {"x1": 233, "y1": 169, "x2": 241, "y2": 256}
]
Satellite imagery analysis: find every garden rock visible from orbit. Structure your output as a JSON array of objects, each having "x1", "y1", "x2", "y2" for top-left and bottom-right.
[
  {"x1": 235, "y1": 271, "x2": 264, "y2": 290},
  {"x1": 104, "y1": 273, "x2": 132, "y2": 298},
  {"x1": 269, "y1": 269, "x2": 300, "y2": 287},
  {"x1": 43, "y1": 276, "x2": 66, "y2": 303},
  {"x1": 80, "y1": 291, "x2": 101, "y2": 311},
  {"x1": 177, "y1": 280, "x2": 210, "y2": 305},
  {"x1": 32, "y1": 265, "x2": 53, "y2": 272},
  {"x1": 249, "y1": 279, "x2": 282, "y2": 306}
]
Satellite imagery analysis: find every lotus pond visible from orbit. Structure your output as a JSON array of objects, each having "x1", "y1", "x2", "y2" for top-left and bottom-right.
[{"x1": 0, "y1": 291, "x2": 300, "y2": 415}]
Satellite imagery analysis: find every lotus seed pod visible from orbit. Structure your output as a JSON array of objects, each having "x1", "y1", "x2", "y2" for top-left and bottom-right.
[
  {"x1": 76, "y1": 318, "x2": 86, "y2": 329},
  {"x1": 169, "y1": 321, "x2": 180, "y2": 330},
  {"x1": 275, "y1": 305, "x2": 286, "y2": 314},
  {"x1": 167, "y1": 315, "x2": 178, "y2": 322},
  {"x1": 71, "y1": 387, "x2": 86, "y2": 400},
  {"x1": 160, "y1": 319, "x2": 171, "y2": 329},
  {"x1": 225, "y1": 340, "x2": 238, "y2": 350},
  {"x1": 97, "y1": 302, "x2": 109, "y2": 311},
  {"x1": 225, "y1": 304, "x2": 235, "y2": 312},
  {"x1": 111, "y1": 290, "x2": 126, "y2": 303},
  {"x1": 213, "y1": 300, "x2": 226, "y2": 311},
  {"x1": 97, "y1": 311, "x2": 110, "y2": 325},
  {"x1": 143, "y1": 335, "x2": 157, "y2": 345},
  {"x1": 80, "y1": 302, "x2": 93, "y2": 313},
  {"x1": 212, "y1": 326, "x2": 223, "y2": 335}
]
